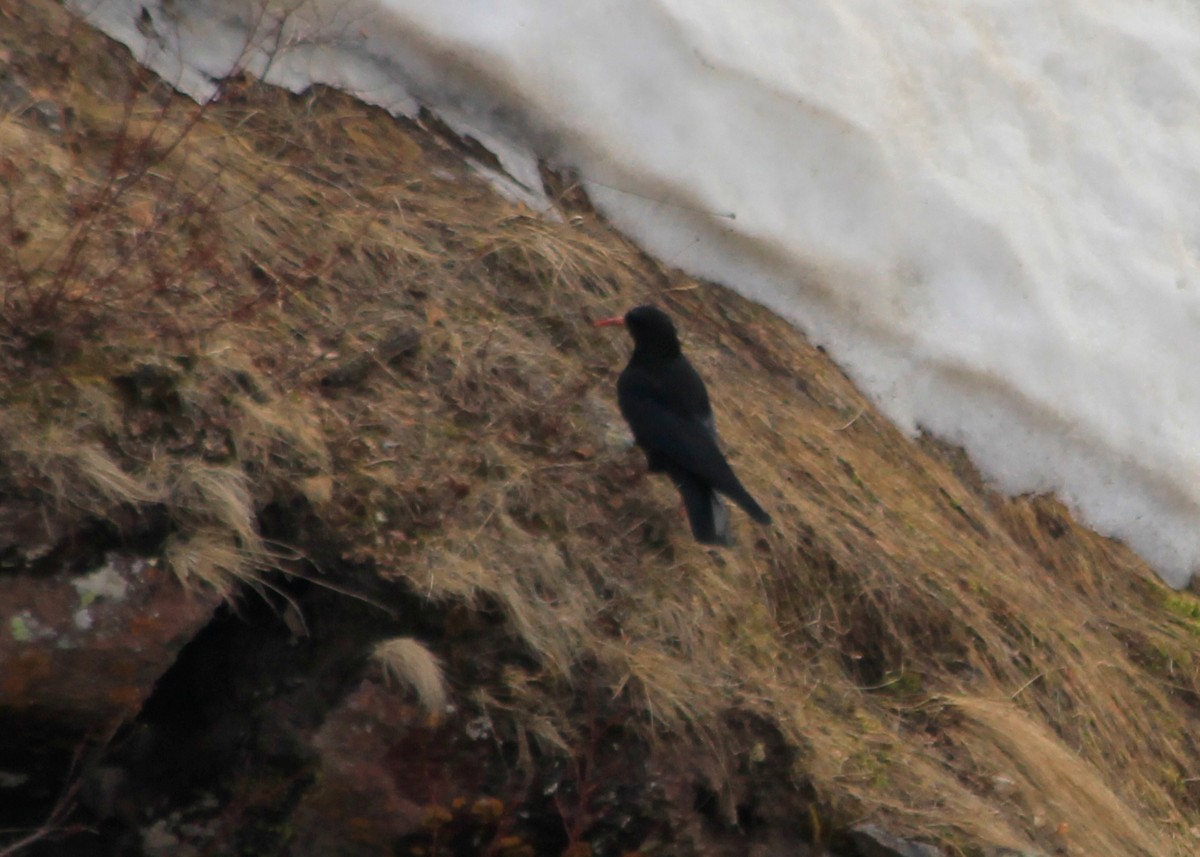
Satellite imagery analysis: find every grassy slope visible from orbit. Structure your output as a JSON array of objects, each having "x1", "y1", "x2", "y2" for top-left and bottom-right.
[{"x1": 4, "y1": 1, "x2": 1200, "y2": 852}]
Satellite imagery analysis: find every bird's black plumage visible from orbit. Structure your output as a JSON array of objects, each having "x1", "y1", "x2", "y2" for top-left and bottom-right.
[{"x1": 596, "y1": 305, "x2": 771, "y2": 545}]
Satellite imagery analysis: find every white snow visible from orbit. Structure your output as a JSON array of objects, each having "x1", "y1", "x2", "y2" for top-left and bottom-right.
[{"x1": 74, "y1": 0, "x2": 1200, "y2": 587}]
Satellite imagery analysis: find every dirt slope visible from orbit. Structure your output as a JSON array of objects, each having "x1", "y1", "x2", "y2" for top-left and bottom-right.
[{"x1": 3, "y1": 2, "x2": 1200, "y2": 855}]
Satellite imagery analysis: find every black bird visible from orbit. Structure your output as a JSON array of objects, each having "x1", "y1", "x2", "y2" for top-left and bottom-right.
[{"x1": 594, "y1": 305, "x2": 772, "y2": 545}]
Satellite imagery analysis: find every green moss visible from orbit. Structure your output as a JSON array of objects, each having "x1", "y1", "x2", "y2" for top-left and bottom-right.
[
  {"x1": 10, "y1": 615, "x2": 33, "y2": 642},
  {"x1": 884, "y1": 670, "x2": 924, "y2": 698},
  {"x1": 846, "y1": 742, "x2": 894, "y2": 790},
  {"x1": 1164, "y1": 593, "x2": 1200, "y2": 636}
]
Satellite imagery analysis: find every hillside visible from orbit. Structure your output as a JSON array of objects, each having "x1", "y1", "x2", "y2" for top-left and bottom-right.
[{"x1": 3, "y1": 2, "x2": 1200, "y2": 855}]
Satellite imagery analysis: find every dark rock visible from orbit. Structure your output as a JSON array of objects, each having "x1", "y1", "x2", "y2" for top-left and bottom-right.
[
  {"x1": 21, "y1": 100, "x2": 64, "y2": 134},
  {"x1": 111, "y1": 362, "x2": 183, "y2": 414},
  {"x1": 0, "y1": 552, "x2": 219, "y2": 831},
  {"x1": 0, "y1": 553, "x2": 219, "y2": 722},
  {"x1": 849, "y1": 823, "x2": 944, "y2": 857},
  {"x1": 288, "y1": 679, "x2": 428, "y2": 857},
  {"x1": 0, "y1": 70, "x2": 30, "y2": 112},
  {"x1": 320, "y1": 327, "x2": 421, "y2": 390}
]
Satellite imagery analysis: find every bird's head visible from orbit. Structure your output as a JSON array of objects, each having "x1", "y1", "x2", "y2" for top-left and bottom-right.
[{"x1": 594, "y1": 305, "x2": 682, "y2": 360}]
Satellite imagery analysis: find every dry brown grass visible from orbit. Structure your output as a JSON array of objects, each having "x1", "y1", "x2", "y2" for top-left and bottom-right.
[
  {"x1": 4, "y1": 0, "x2": 1200, "y2": 852},
  {"x1": 374, "y1": 636, "x2": 449, "y2": 717}
]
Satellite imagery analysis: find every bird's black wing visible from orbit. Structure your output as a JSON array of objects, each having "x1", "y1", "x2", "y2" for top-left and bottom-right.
[{"x1": 619, "y1": 392, "x2": 771, "y2": 524}]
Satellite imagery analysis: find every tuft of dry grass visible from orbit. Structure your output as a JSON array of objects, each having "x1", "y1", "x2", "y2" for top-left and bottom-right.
[
  {"x1": 0, "y1": 403, "x2": 160, "y2": 526},
  {"x1": 374, "y1": 637, "x2": 449, "y2": 717},
  {"x1": 942, "y1": 695, "x2": 1169, "y2": 855},
  {"x1": 162, "y1": 527, "x2": 264, "y2": 596}
]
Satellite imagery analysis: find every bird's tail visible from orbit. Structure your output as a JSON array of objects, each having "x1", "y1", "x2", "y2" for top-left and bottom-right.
[
  {"x1": 673, "y1": 472, "x2": 734, "y2": 546},
  {"x1": 714, "y1": 474, "x2": 772, "y2": 526},
  {"x1": 728, "y1": 485, "x2": 772, "y2": 525}
]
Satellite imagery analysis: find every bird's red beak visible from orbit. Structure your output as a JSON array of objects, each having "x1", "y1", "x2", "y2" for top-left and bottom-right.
[{"x1": 593, "y1": 315, "x2": 625, "y2": 328}]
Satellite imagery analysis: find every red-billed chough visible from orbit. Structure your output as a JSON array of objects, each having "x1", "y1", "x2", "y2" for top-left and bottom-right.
[{"x1": 595, "y1": 305, "x2": 771, "y2": 545}]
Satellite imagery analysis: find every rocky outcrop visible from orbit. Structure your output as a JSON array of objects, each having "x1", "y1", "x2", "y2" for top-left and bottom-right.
[
  {"x1": 0, "y1": 553, "x2": 217, "y2": 723},
  {"x1": 0, "y1": 546, "x2": 219, "y2": 838},
  {"x1": 848, "y1": 825, "x2": 943, "y2": 857}
]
